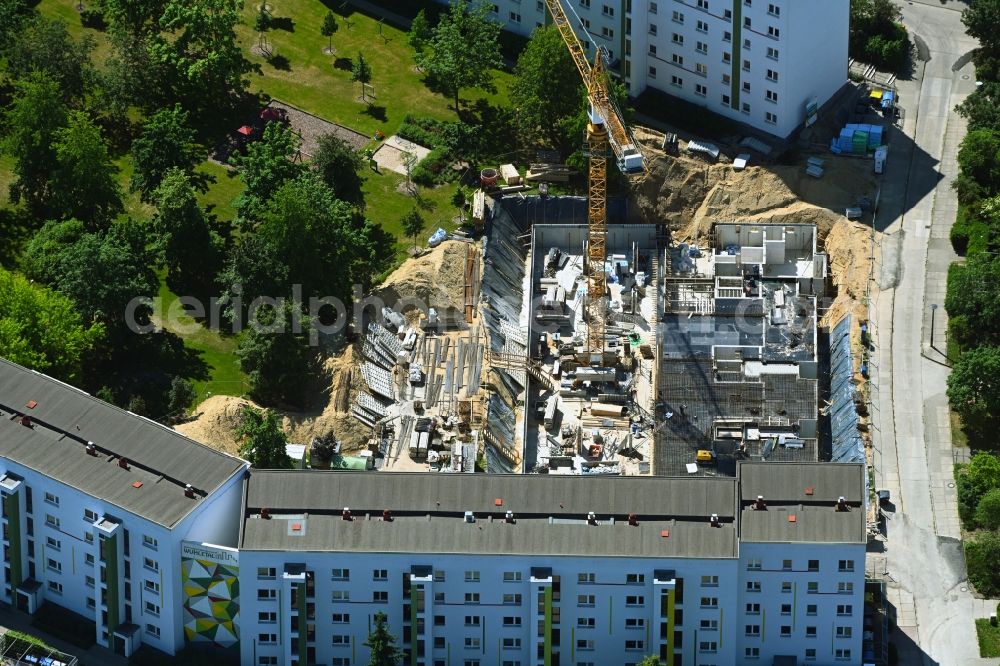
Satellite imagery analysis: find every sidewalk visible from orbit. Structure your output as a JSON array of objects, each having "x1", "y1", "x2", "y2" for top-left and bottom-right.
[{"x1": 0, "y1": 606, "x2": 127, "y2": 666}]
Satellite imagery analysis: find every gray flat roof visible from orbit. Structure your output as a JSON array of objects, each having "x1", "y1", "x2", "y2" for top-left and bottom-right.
[
  {"x1": 242, "y1": 470, "x2": 739, "y2": 558},
  {"x1": 0, "y1": 358, "x2": 245, "y2": 527},
  {"x1": 738, "y1": 461, "x2": 864, "y2": 504}
]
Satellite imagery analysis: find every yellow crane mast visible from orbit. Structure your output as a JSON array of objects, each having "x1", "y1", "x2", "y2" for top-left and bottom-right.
[{"x1": 544, "y1": 0, "x2": 646, "y2": 364}]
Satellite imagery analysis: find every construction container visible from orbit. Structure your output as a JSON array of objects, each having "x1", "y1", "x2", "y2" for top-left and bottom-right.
[
  {"x1": 591, "y1": 402, "x2": 627, "y2": 418},
  {"x1": 543, "y1": 396, "x2": 559, "y2": 429}
]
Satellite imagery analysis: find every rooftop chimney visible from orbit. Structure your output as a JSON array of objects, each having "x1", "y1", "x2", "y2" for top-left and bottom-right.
[
  {"x1": 118, "y1": 457, "x2": 129, "y2": 470},
  {"x1": 710, "y1": 513, "x2": 720, "y2": 527},
  {"x1": 382, "y1": 509, "x2": 393, "y2": 522},
  {"x1": 464, "y1": 511, "x2": 475, "y2": 524},
  {"x1": 836, "y1": 496, "x2": 849, "y2": 512},
  {"x1": 627, "y1": 513, "x2": 639, "y2": 526},
  {"x1": 342, "y1": 507, "x2": 352, "y2": 521},
  {"x1": 19, "y1": 415, "x2": 31, "y2": 428},
  {"x1": 587, "y1": 511, "x2": 597, "y2": 526},
  {"x1": 184, "y1": 484, "x2": 195, "y2": 499},
  {"x1": 754, "y1": 495, "x2": 766, "y2": 510},
  {"x1": 85, "y1": 442, "x2": 97, "y2": 456},
  {"x1": 504, "y1": 510, "x2": 515, "y2": 524},
  {"x1": 260, "y1": 507, "x2": 270, "y2": 519}
]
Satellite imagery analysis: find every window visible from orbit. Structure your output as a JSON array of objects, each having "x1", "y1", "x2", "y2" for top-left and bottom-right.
[
  {"x1": 650, "y1": 1, "x2": 658, "y2": 13},
  {"x1": 836, "y1": 626, "x2": 853, "y2": 638},
  {"x1": 780, "y1": 625, "x2": 791, "y2": 637},
  {"x1": 724, "y1": 8, "x2": 732, "y2": 19},
  {"x1": 766, "y1": 90, "x2": 778, "y2": 102},
  {"x1": 746, "y1": 603, "x2": 760, "y2": 614},
  {"x1": 782, "y1": 559, "x2": 792, "y2": 570},
  {"x1": 699, "y1": 641, "x2": 718, "y2": 653},
  {"x1": 671, "y1": 75, "x2": 683, "y2": 87},
  {"x1": 503, "y1": 571, "x2": 522, "y2": 582},
  {"x1": 258, "y1": 589, "x2": 276, "y2": 601},
  {"x1": 723, "y1": 52, "x2": 731, "y2": 64},
  {"x1": 332, "y1": 659, "x2": 351, "y2": 666},
  {"x1": 47, "y1": 581, "x2": 62, "y2": 594},
  {"x1": 625, "y1": 640, "x2": 645, "y2": 650},
  {"x1": 581, "y1": 0, "x2": 590, "y2": 6},
  {"x1": 145, "y1": 601, "x2": 160, "y2": 617},
  {"x1": 806, "y1": 626, "x2": 817, "y2": 637},
  {"x1": 768, "y1": 26, "x2": 780, "y2": 38},
  {"x1": 697, "y1": 19, "x2": 708, "y2": 32},
  {"x1": 746, "y1": 648, "x2": 760, "y2": 659},
  {"x1": 723, "y1": 30, "x2": 732, "y2": 42},
  {"x1": 700, "y1": 597, "x2": 718, "y2": 608},
  {"x1": 46, "y1": 558, "x2": 61, "y2": 573},
  {"x1": 578, "y1": 617, "x2": 596, "y2": 628},
  {"x1": 372, "y1": 569, "x2": 388, "y2": 581},
  {"x1": 46, "y1": 537, "x2": 60, "y2": 551},
  {"x1": 332, "y1": 568, "x2": 350, "y2": 581},
  {"x1": 578, "y1": 594, "x2": 596, "y2": 607},
  {"x1": 701, "y1": 575, "x2": 718, "y2": 586},
  {"x1": 502, "y1": 638, "x2": 521, "y2": 649},
  {"x1": 332, "y1": 635, "x2": 351, "y2": 646},
  {"x1": 372, "y1": 591, "x2": 387, "y2": 603},
  {"x1": 743, "y1": 58, "x2": 751, "y2": 71},
  {"x1": 697, "y1": 0, "x2": 708, "y2": 8},
  {"x1": 745, "y1": 624, "x2": 760, "y2": 637},
  {"x1": 434, "y1": 570, "x2": 445, "y2": 582},
  {"x1": 700, "y1": 619, "x2": 718, "y2": 630},
  {"x1": 142, "y1": 535, "x2": 157, "y2": 550},
  {"x1": 722, "y1": 73, "x2": 731, "y2": 84},
  {"x1": 768, "y1": 3, "x2": 780, "y2": 16},
  {"x1": 258, "y1": 634, "x2": 277, "y2": 645},
  {"x1": 509, "y1": 11, "x2": 521, "y2": 22},
  {"x1": 807, "y1": 559, "x2": 820, "y2": 572},
  {"x1": 464, "y1": 615, "x2": 481, "y2": 626},
  {"x1": 464, "y1": 637, "x2": 480, "y2": 649},
  {"x1": 463, "y1": 661, "x2": 479, "y2": 666},
  {"x1": 86, "y1": 575, "x2": 95, "y2": 588},
  {"x1": 86, "y1": 597, "x2": 96, "y2": 609},
  {"x1": 44, "y1": 492, "x2": 59, "y2": 506},
  {"x1": 742, "y1": 102, "x2": 750, "y2": 113},
  {"x1": 743, "y1": 81, "x2": 751, "y2": 92},
  {"x1": 744, "y1": 17, "x2": 751, "y2": 28},
  {"x1": 672, "y1": 10, "x2": 684, "y2": 23},
  {"x1": 766, "y1": 68, "x2": 778, "y2": 81},
  {"x1": 837, "y1": 604, "x2": 854, "y2": 616},
  {"x1": 503, "y1": 593, "x2": 522, "y2": 605},
  {"x1": 434, "y1": 615, "x2": 445, "y2": 627},
  {"x1": 85, "y1": 553, "x2": 95, "y2": 566},
  {"x1": 259, "y1": 611, "x2": 277, "y2": 623},
  {"x1": 807, "y1": 604, "x2": 817, "y2": 615},
  {"x1": 744, "y1": 37, "x2": 751, "y2": 49},
  {"x1": 625, "y1": 595, "x2": 644, "y2": 607},
  {"x1": 649, "y1": 44, "x2": 657, "y2": 56},
  {"x1": 648, "y1": 66, "x2": 657, "y2": 78},
  {"x1": 259, "y1": 658, "x2": 278, "y2": 666},
  {"x1": 839, "y1": 560, "x2": 855, "y2": 572},
  {"x1": 578, "y1": 573, "x2": 595, "y2": 584},
  {"x1": 835, "y1": 649, "x2": 852, "y2": 661},
  {"x1": 781, "y1": 604, "x2": 791, "y2": 615},
  {"x1": 838, "y1": 582, "x2": 854, "y2": 593},
  {"x1": 671, "y1": 32, "x2": 683, "y2": 45},
  {"x1": 782, "y1": 582, "x2": 793, "y2": 593},
  {"x1": 577, "y1": 639, "x2": 594, "y2": 651},
  {"x1": 805, "y1": 649, "x2": 817, "y2": 661},
  {"x1": 144, "y1": 579, "x2": 160, "y2": 594},
  {"x1": 145, "y1": 623, "x2": 160, "y2": 638},
  {"x1": 626, "y1": 618, "x2": 646, "y2": 628},
  {"x1": 767, "y1": 46, "x2": 779, "y2": 59},
  {"x1": 746, "y1": 581, "x2": 760, "y2": 592},
  {"x1": 672, "y1": 54, "x2": 684, "y2": 66},
  {"x1": 503, "y1": 616, "x2": 522, "y2": 626},
  {"x1": 602, "y1": 4, "x2": 614, "y2": 16},
  {"x1": 44, "y1": 514, "x2": 59, "y2": 529},
  {"x1": 601, "y1": 26, "x2": 614, "y2": 39},
  {"x1": 464, "y1": 593, "x2": 480, "y2": 604},
  {"x1": 722, "y1": 94, "x2": 731, "y2": 105},
  {"x1": 257, "y1": 567, "x2": 276, "y2": 579},
  {"x1": 696, "y1": 41, "x2": 708, "y2": 54}
]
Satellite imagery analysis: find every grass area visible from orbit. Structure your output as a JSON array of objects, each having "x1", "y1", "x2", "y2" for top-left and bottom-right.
[
  {"x1": 976, "y1": 619, "x2": 1000, "y2": 657},
  {"x1": 156, "y1": 276, "x2": 249, "y2": 402},
  {"x1": 362, "y1": 169, "x2": 461, "y2": 259},
  {"x1": 951, "y1": 409, "x2": 970, "y2": 449},
  {"x1": 197, "y1": 160, "x2": 244, "y2": 223},
  {"x1": 36, "y1": 0, "x2": 112, "y2": 64}
]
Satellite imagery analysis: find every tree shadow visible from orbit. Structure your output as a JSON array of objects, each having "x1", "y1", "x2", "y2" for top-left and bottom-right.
[
  {"x1": 334, "y1": 57, "x2": 353, "y2": 71},
  {"x1": 267, "y1": 54, "x2": 292, "y2": 71},
  {"x1": 414, "y1": 192, "x2": 437, "y2": 213},
  {"x1": 363, "y1": 104, "x2": 387, "y2": 122},
  {"x1": 0, "y1": 209, "x2": 36, "y2": 270},
  {"x1": 270, "y1": 16, "x2": 294, "y2": 32}
]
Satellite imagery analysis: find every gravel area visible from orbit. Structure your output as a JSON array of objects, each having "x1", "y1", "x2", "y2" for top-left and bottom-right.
[{"x1": 267, "y1": 100, "x2": 370, "y2": 157}]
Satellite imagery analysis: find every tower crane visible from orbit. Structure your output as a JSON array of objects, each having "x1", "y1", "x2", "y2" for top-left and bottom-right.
[{"x1": 543, "y1": 0, "x2": 646, "y2": 365}]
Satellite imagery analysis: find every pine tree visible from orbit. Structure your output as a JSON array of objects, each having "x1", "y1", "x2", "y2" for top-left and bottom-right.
[{"x1": 364, "y1": 612, "x2": 402, "y2": 666}]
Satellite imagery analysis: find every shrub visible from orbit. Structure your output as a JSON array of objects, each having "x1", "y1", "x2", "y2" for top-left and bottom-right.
[
  {"x1": 966, "y1": 531, "x2": 1000, "y2": 597},
  {"x1": 79, "y1": 9, "x2": 106, "y2": 30}
]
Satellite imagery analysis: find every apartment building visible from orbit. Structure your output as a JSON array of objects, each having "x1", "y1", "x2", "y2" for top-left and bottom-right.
[
  {"x1": 454, "y1": 0, "x2": 848, "y2": 139},
  {"x1": 0, "y1": 358, "x2": 248, "y2": 658},
  {"x1": 238, "y1": 463, "x2": 867, "y2": 666}
]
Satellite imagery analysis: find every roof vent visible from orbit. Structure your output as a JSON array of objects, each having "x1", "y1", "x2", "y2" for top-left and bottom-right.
[
  {"x1": 184, "y1": 484, "x2": 195, "y2": 499},
  {"x1": 260, "y1": 508, "x2": 270, "y2": 520},
  {"x1": 754, "y1": 495, "x2": 766, "y2": 510},
  {"x1": 118, "y1": 457, "x2": 129, "y2": 470},
  {"x1": 342, "y1": 507, "x2": 352, "y2": 521},
  {"x1": 836, "y1": 496, "x2": 849, "y2": 512},
  {"x1": 25, "y1": 400, "x2": 37, "y2": 409},
  {"x1": 504, "y1": 510, "x2": 515, "y2": 524},
  {"x1": 382, "y1": 509, "x2": 393, "y2": 522},
  {"x1": 804, "y1": 486, "x2": 814, "y2": 496},
  {"x1": 710, "y1": 513, "x2": 720, "y2": 527},
  {"x1": 464, "y1": 511, "x2": 475, "y2": 524},
  {"x1": 19, "y1": 415, "x2": 32, "y2": 428},
  {"x1": 587, "y1": 511, "x2": 598, "y2": 526},
  {"x1": 627, "y1": 513, "x2": 639, "y2": 526},
  {"x1": 86, "y1": 442, "x2": 97, "y2": 456}
]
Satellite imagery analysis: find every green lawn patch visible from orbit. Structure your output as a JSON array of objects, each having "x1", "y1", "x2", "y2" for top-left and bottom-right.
[
  {"x1": 196, "y1": 160, "x2": 244, "y2": 223},
  {"x1": 976, "y1": 618, "x2": 1000, "y2": 657},
  {"x1": 37, "y1": 0, "x2": 112, "y2": 64},
  {"x1": 30, "y1": 602, "x2": 96, "y2": 650},
  {"x1": 156, "y1": 276, "x2": 248, "y2": 402}
]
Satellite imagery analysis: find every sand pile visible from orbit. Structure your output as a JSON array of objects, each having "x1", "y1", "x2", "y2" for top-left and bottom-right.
[
  {"x1": 820, "y1": 219, "x2": 876, "y2": 345},
  {"x1": 373, "y1": 240, "x2": 468, "y2": 323}
]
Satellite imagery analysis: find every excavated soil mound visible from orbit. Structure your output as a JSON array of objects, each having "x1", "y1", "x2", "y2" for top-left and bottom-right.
[{"x1": 373, "y1": 240, "x2": 468, "y2": 324}]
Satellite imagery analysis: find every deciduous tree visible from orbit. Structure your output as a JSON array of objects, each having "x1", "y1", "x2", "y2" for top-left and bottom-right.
[
  {"x1": 130, "y1": 104, "x2": 203, "y2": 200},
  {"x1": 236, "y1": 304, "x2": 316, "y2": 409},
  {"x1": 50, "y1": 111, "x2": 123, "y2": 230},
  {"x1": 419, "y1": 1, "x2": 502, "y2": 112},
  {"x1": 152, "y1": 169, "x2": 223, "y2": 298},
  {"x1": 233, "y1": 122, "x2": 304, "y2": 224},
  {"x1": 953, "y1": 129, "x2": 1000, "y2": 205},
  {"x1": 321, "y1": 10, "x2": 338, "y2": 53},
  {"x1": 966, "y1": 529, "x2": 1000, "y2": 597},
  {"x1": 948, "y1": 347, "x2": 1000, "y2": 432},
  {"x1": 407, "y1": 9, "x2": 431, "y2": 57},
  {"x1": 352, "y1": 51, "x2": 372, "y2": 102},
  {"x1": 945, "y1": 254, "x2": 1000, "y2": 348},
  {"x1": 957, "y1": 83, "x2": 1000, "y2": 134},
  {"x1": 401, "y1": 208, "x2": 425, "y2": 253},
  {"x1": 975, "y1": 488, "x2": 1000, "y2": 531},
  {"x1": 311, "y1": 133, "x2": 365, "y2": 207},
  {"x1": 234, "y1": 404, "x2": 294, "y2": 467},
  {"x1": 4, "y1": 16, "x2": 95, "y2": 102}
]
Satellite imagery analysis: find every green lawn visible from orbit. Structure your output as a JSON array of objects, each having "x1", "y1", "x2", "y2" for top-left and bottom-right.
[
  {"x1": 156, "y1": 276, "x2": 249, "y2": 402},
  {"x1": 976, "y1": 619, "x2": 1000, "y2": 658},
  {"x1": 196, "y1": 160, "x2": 244, "y2": 223}
]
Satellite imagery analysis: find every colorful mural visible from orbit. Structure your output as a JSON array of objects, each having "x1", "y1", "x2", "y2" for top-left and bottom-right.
[{"x1": 181, "y1": 541, "x2": 240, "y2": 648}]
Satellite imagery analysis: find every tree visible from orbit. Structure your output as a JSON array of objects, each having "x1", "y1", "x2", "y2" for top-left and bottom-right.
[
  {"x1": 352, "y1": 51, "x2": 373, "y2": 102},
  {"x1": 4, "y1": 15, "x2": 96, "y2": 102},
  {"x1": 511, "y1": 26, "x2": 585, "y2": 154},
  {"x1": 167, "y1": 376, "x2": 196, "y2": 420},
  {"x1": 234, "y1": 404, "x2": 294, "y2": 468},
  {"x1": 957, "y1": 83, "x2": 1000, "y2": 135},
  {"x1": 0, "y1": 0, "x2": 33, "y2": 50},
  {"x1": 953, "y1": 129, "x2": 1000, "y2": 205},
  {"x1": 407, "y1": 9, "x2": 431, "y2": 57},
  {"x1": 3, "y1": 74, "x2": 68, "y2": 216},
  {"x1": 49, "y1": 111, "x2": 124, "y2": 230},
  {"x1": 253, "y1": 2, "x2": 270, "y2": 52},
  {"x1": 311, "y1": 133, "x2": 365, "y2": 206},
  {"x1": 451, "y1": 187, "x2": 466, "y2": 224},
  {"x1": 150, "y1": 0, "x2": 256, "y2": 114},
  {"x1": 966, "y1": 530, "x2": 1000, "y2": 597},
  {"x1": 401, "y1": 209, "x2": 426, "y2": 253},
  {"x1": 152, "y1": 169, "x2": 223, "y2": 298},
  {"x1": 957, "y1": 452, "x2": 1000, "y2": 524},
  {"x1": 637, "y1": 657, "x2": 662, "y2": 666},
  {"x1": 0, "y1": 267, "x2": 104, "y2": 383},
  {"x1": 321, "y1": 10, "x2": 338, "y2": 54},
  {"x1": 975, "y1": 488, "x2": 1000, "y2": 531},
  {"x1": 962, "y1": 0, "x2": 1000, "y2": 79},
  {"x1": 363, "y1": 611, "x2": 402, "y2": 666},
  {"x1": 217, "y1": 233, "x2": 290, "y2": 325},
  {"x1": 945, "y1": 254, "x2": 1000, "y2": 348},
  {"x1": 130, "y1": 104, "x2": 203, "y2": 200},
  {"x1": 419, "y1": 1, "x2": 502, "y2": 112},
  {"x1": 848, "y1": 0, "x2": 908, "y2": 72},
  {"x1": 21, "y1": 219, "x2": 87, "y2": 282},
  {"x1": 236, "y1": 304, "x2": 316, "y2": 409},
  {"x1": 233, "y1": 122, "x2": 304, "y2": 224},
  {"x1": 947, "y1": 346, "x2": 1000, "y2": 426}
]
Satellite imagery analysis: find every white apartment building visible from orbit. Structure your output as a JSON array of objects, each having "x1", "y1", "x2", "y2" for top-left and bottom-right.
[
  {"x1": 0, "y1": 358, "x2": 248, "y2": 658},
  {"x1": 238, "y1": 463, "x2": 867, "y2": 666},
  {"x1": 450, "y1": 0, "x2": 848, "y2": 139}
]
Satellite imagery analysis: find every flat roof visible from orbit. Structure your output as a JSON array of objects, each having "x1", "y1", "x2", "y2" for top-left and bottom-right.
[{"x1": 0, "y1": 358, "x2": 246, "y2": 527}]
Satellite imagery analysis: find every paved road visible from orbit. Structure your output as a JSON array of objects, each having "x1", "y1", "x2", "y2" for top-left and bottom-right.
[{"x1": 867, "y1": 2, "x2": 1000, "y2": 665}]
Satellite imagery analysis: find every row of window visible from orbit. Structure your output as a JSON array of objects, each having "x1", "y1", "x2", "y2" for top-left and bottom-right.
[{"x1": 745, "y1": 623, "x2": 854, "y2": 638}]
